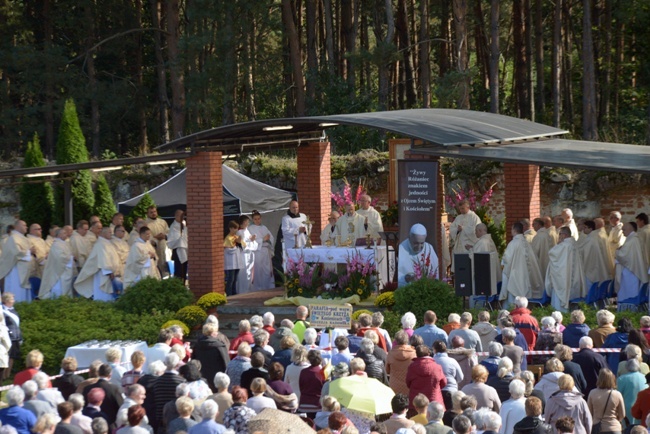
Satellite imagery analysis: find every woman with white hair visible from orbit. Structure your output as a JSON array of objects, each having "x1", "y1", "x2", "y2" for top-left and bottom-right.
[
  {"x1": 498, "y1": 379, "x2": 526, "y2": 434},
  {"x1": 210, "y1": 372, "x2": 233, "y2": 424},
  {"x1": 303, "y1": 328, "x2": 318, "y2": 350},
  {"x1": 563, "y1": 309, "x2": 590, "y2": 348},
  {"x1": 356, "y1": 338, "x2": 387, "y2": 384},
  {"x1": 479, "y1": 341, "x2": 502, "y2": 379},
  {"x1": 262, "y1": 312, "x2": 275, "y2": 335},
  {"x1": 617, "y1": 359, "x2": 646, "y2": 424},
  {"x1": 225, "y1": 342, "x2": 252, "y2": 391},
  {"x1": 443, "y1": 313, "x2": 461, "y2": 335},
  {"x1": 532, "y1": 316, "x2": 563, "y2": 365},
  {"x1": 588, "y1": 309, "x2": 616, "y2": 348},
  {"x1": 284, "y1": 346, "x2": 309, "y2": 402},
  {"x1": 534, "y1": 358, "x2": 579, "y2": 398},
  {"x1": 486, "y1": 357, "x2": 515, "y2": 403},
  {"x1": 400, "y1": 312, "x2": 416, "y2": 338},
  {"x1": 2, "y1": 386, "x2": 36, "y2": 434},
  {"x1": 551, "y1": 311, "x2": 566, "y2": 333},
  {"x1": 617, "y1": 344, "x2": 650, "y2": 376}
]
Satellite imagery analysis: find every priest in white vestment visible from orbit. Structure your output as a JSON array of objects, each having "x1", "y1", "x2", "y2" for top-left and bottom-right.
[
  {"x1": 398, "y1": 224, "x2": 438, "y2": 286},
  {"x1": 27, "y1": 224, "x2": 49, "y2": 298},
  {"x1": 545, "y1": 227, "x2": 587, "y2": 312},
  {"x1": 531, "y1": 218, "x2": 555, "y2": 277},
  {"x1": 39, "y1": 228, "x2": 75, "y2": 299},
  {"x1": 167, "y1": 210, "x2": 188, "y2": 282},
  {"x1": 70, "y1": 220, "x2": 92, "y2": 270},
  {"x1": 500, "y1": 222, "x2": 544, "y2": 308},
  {"x1": 636, "y1": 213, "x2": 650, "y2": 265},
  {"x1": 128, "y1": 218, "x2": 144, "y2": 246},
  {"x1": 320, "y1": 211, "x2": 340, "y2": 246},
  {"x1": 449, "y1": 200, "x2": 481, "y2": 272},
  {"x1": 281, "y1": 201, "x2": 309, "y2": 249},
  {"x1": 608, "y1": 211, "x2": 626, "y2": 266},
  {"x1": 0, "y1": 221, "x2": 32, "y2": 303},
  {"x1": 249, "y1": 212, "x2": 275, "y2": 291},
  {"x1": 336, "y1": 203, "x2": 366, "y2": 245},
  {"x1": 124, "y1": 226, "x2": 161, "y2": 289},
  {"x1": 236, "y1": 215, "x2": 258, "y2": 294},
  {"x1": 45, "y1": 226, "x2": 58, "y2": 249},
  {"x1": 615, "y1": 222, "x2": 648, "y2": 308},
  {"x1": 470, "y1": 223, "x2": 501, "y2": 285},
  {"x1": 145, "y1": 206, "x2": 170, "y2": 277},
  {"x1": 87, "y1": 221, "x2": 102, "y2": 248},
  {"x1": 595, "y1": 218, "x2": 615, "y2": 276},
  {"x1": 522, "y1": 219, "x2": 536, "y2": 243},
  {"x1": 580, "y1": 220, "x2": 614, "y2": 289},
  {"x1": 109, "y1": 212, "x2": 124, "y2": 233},
  {"x1": 546, "y1": 216, "x2": 559, "y2": 245},
  {"x1": 111, "y1": 225, "x2": 130, "y2": 278},
  {"x1": 356, "y1": 195, "x2": 384, "y2": 244},
  {"x1": 561, "y1": 208, "x2": 580, "y2": 241},
  {"x1": 75, "y1": 228, "x2": 121, "y2": 301}
]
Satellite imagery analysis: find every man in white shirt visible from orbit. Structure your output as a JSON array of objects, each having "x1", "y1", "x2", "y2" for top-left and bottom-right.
[
  {"x1": 167, "y1": 209, "x2": 188, "y2": 282},
  {"x1": 281, "y1": 201, "x2": 309, "y2": 249}
]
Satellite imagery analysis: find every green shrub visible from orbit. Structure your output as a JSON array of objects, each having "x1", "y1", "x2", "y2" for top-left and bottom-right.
[
  {"x1": 93, "y1": 174, "x2": 117, "y2": 225},
  {"x1": 393, "y1": 278, "x2": 463, "y2": 326},
  {"x1": 15, "y1": 297, "x2": 174, "y2": 374},
  {"x1": 196, "y1": 293, "x2": 227, "y2": 311},
  {"x1": 161, "y1": 320, "x2": 190, "y2": 335},
  {"x1": 115, "y1": 277, "x2": 194, "y2": 315},
  {"x1": 382, "y1": 310, "x2": 402, "y2": 337},
  {"x1": 126, "y1": 192, "x2": 155, "y2": 230},
  {"x1": 20, "y1": 133, "x2": 54, "y2": 230},
  {"x1": 174, "y1": 306, "x2": 207, "y2": 328}
]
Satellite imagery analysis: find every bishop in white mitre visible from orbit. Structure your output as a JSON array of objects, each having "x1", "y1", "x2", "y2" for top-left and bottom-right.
[
  {"x1": 579, "y1": 220, "x2": 613, "y2": 290},
  {"x1": 449, "y1": 200, "x2": 481, "y2": 271},
  {"x1": 75, "y1": 228, "x2": 121, "y2": 301},
  {"x1": 615, "y1": 222, "x2": 648, "y2": 307},
  {"x1": 500, "y1": 222, "x2": 544, "y2": 308},
  {"x1": 39, "y1": 228, "x2": 75, "y2": 299},
  {"x1": 356, "y1": 194, "x2": 384, "y2": 244},
  {"x1": 124, "y1": 226, "x2": 160, "y2": 289},
  {"x1": 0, "y1": 221, "x2": 32, "y2": 302},
  {"x1": 531, "y1": 218, "x2": 555, "y2": 277},
  {"x1": 545, "y1": 226, "x2": 587, "y2": 312},
  {"x1": 336, "y1": 203, "x2": 366, "y2": 245}
]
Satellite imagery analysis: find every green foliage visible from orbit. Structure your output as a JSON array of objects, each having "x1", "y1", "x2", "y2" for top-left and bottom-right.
[
  {"x1": 20, "y1": 133, "x2": 54, "y2": 230},
  {"x1": 393, "y1": 278, "x2": 463, "y2": 326},
  {"x1": 53, "y1": 100, "x2": 94, "y2": 224},
  {"x1": 15, "y1": 297, "x2": 175, "y2": 374},
  {"x1": 382, "y1": 310, "x2": 402, "y2": 337},
  {"x1": 174, "y1": 306, "x2": 207, "y2": 329},
  {"x1": 196, "y1": 292, "x2": 228, "y2": 311},
  {"x1": 374, "y1": 291, "x2": 395, "y2": 308},
  {"x1": 126, "y1": 192, "x2": 156, "y2": 229},
  {"x1": 115, "y1": 277, "x2": 194, "y2": 315},
  {"x1": 161, "y1": 320, "x2": 190, "y2": 336},
  {"x1": 93, "y1": 175, "x2": 117, "y2": 225}
]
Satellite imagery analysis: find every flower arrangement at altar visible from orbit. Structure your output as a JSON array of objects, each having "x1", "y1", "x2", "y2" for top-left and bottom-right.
[
  {"x1": 338, "y1": 251, "x2": 377, "y2": 300},
  {"x1": 282, "y1": 255, "x2": 321, "y2": 298},
  {"x1": 331, "y1": 178, "x2": 377, "y2": 212},
  {"x1": 380, "y1": 201, "x2": 399, "y2": 227}
]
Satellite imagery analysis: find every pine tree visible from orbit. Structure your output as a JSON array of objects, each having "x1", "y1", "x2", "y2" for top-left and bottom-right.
[
  {"x1": 54, "y1": 99, "x2": 95, "y2": 224},
  {"x1": 93, "y1": 175, "x2": 117, "y2": 225},
  {"x1": 20, "y1": 134, "x2": 54, "y2": 232},
  {"x1": 125, "y1": 192, "x2": 156, "y2": 230}
]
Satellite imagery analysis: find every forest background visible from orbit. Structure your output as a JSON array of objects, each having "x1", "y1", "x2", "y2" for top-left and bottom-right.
[{"x1": 2, "y1": 0, "x2": 650, "y2": 160}]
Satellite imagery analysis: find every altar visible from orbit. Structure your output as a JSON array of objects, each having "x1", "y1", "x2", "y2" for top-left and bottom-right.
[{"x1": 286, "y1": 246, "x2": 395, "y2": 287}]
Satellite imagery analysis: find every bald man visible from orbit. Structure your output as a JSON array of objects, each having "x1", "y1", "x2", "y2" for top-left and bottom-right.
[
  {"x1": 75, "y1": 227, "x2": 121, "y2": 302},
  {"x1": 398, "y1": 224, "x2": 438, "y2": 286},
  {"x1": 128, "y1": 218, "x2": 145, "y2": 247},
  {"x1": 337, "y1": 203, "x2": 366, "y2": 245},
  {"x1": 45, "y1": 225, "x2": 59, "y2": 248},
  {"x1": 110, "y1": 225, "x2": 130, "y2": 278},
  {"x1": 356, "y1": 194, "x2": 384, "y2": 244},
  {"x1": 320, "y1": 211, "x2": 340, "y2": 246},
  {"x1": 281, "y1": 201, "x2": 308, "y2": 249},
  {"x1": 580, "y1": 220, "x2": 613, "y2": 289},
  {"x1": 0, "y1": 220, "x2": 33, "y2": 302},
  {"x1": 87, "y1": 221, "x2": 102, "y2": 247}
]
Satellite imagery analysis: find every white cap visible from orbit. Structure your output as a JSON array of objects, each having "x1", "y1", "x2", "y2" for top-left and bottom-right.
[{"x1": 410, "y1": 223, "x2": 427, "y2": 236}]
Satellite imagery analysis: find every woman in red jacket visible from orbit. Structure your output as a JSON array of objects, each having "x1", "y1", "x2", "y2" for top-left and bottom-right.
[{"x1": 405, "y1": 345, "x2": 447, "y2": 414}]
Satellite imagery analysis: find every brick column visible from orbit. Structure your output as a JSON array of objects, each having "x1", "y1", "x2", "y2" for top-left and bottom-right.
[
  {"x1": 297, "y1": 142, "x2": 331, "y2": 245},
  {"x1": 403, "y1": 152, "x2": 445, "y2": 262},
  {"x1": 504, "y1": 163, "x2": 541, "y2": 241},
  {"x1": 186, "y1": 152, "x2": 224, "y2": 296}
]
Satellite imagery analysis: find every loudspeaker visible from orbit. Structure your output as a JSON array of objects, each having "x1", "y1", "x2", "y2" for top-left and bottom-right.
[
  {"x1": 454, "y1": 254, "x2": 473, "y2": 296},
  {"x1": 474, "y1": 253, "x2": 496, "y2": 296}
]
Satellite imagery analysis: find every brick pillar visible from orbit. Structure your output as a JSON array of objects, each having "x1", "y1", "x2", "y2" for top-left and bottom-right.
[
  {"x1": 186, "y1": 152, "x2": 224, "y2": 296},
  {"x1": 297, "y1": 142, "x2": 331, "y2": 245},
  {"x1": 403, "y1": 152, "x2": 445, "y2": 263},
  {"x1": 504, "y1": 163, "x2": 541, "y2": 241}
]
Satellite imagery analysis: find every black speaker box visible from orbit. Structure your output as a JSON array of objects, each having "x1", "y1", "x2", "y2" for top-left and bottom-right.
[{"x1": 454, "y1": 253, "x2": 473, "y2": 296}]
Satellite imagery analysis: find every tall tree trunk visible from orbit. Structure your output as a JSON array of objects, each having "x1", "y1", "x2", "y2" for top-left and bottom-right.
[
  {"x1": 599, "y1": 0, "x2": 612, "y2": 127},
  {"x1": 419, "y1": 0, "x2": 431, "y2": 107},
  {"x1": 396, "y1": 0, "x2": 416, "y2": 107},
  {"x1": 244, "y1": 16, "x2": 257, "y2": 121},
  {"x1": 322, "y1": 0, "x2": 336, "y2": 75},
  {"x1": 512, "y1": 0, "x2": 528, "y2": 119},
  {"x1": 552, "y1": 0, "x2": 562, "y2": 127},
  {"x1": 473, "y1": 0, "x2": 489, "y2": 110},
  {"x1": 534, "y1": 0, "x2": 544, "y2": 120},
  {"x1": 373, "y1": 0, "x2": 395, "y2": 111},
  {"x1": 582, "y1": 0, "x2": 598, "y2": 140},
  {"x1": 306, "y1": 0, "x2": 318, "y2": 102},
  {"x1": 151, "y1": 0, "x2": 169, "y2": 144},
  {"x1": 43, "y1": 0, "x2": 55, "y2": 159},
  {"x1": 281, "y1": 0, "x2": 306, "y2": 116},
  {"x1": 167, "y1": 0, "x2": 185, "y2": 137},
  {"x1": 562, "y1": 0, "x2": 574, "y2": 128},
  {"x1": 361, "y1": 6, "x2": 371, "y2": 95},
  {"x1": 439, "y1": 1, "x2": 451, "y2": 77},
  {"x1": 84, "y1": 0, "x2": 100, "y2": 157},
  {"x1": 135, "y1": 0, "x2": 148, "y2": 154},
  {"x1": 221, "y1": 3, "x2": 236, "y2": 124},
  {"x1": 452, "y1": 0, "x2": 470, "y2": 109},
  {"x1": 341, "y1": 0, "x2": 355, "y2": 88},
  {"x1": 524, "y1": 0, "x2": 534, "y2": 120},
  {"x1": 489, "y1": 0, "x2": 499, "y2": 113},
  {"x1": 613, "y1": 16, "x2": 624, "y2": 118}
]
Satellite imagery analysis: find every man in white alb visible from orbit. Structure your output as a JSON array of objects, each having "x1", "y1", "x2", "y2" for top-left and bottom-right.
[
  {"x1": 522, "y1": 219, "x2": 536, "y2": 243},
  {"x1": 561, "y1": 208, "x2": 579, "y2": 241},
  {"x1": 281, "y1": 201, "x2": 309, "y2": 249},
  {"x1": 546, "y1": 226, "x2": 586, "y2": 312},
  {"x1": 111, "y1": 225, "x2": 130, "y2": 279},
  {"x1": 615, "y1": 222, "x2": 648, "y2": 308},
  {"x1": 87, "y1": 220, "x2": 102, "y2": 248},
  {"x1": 39, "y1": 228, "x2": 75, "y2": 299},
  {"x1": 398, "y1": 224, "x2": 438, "y2": 287},
  {"x1": 449, "y1": 200, "x2": 480, "y2": 272},
  {"x1": 500, "y1": 222, "x2": 544, "y2": 308},
  {"x1": 0, "y1": 221, "x2": 32, "y2": 302},
  {"x1": 109, "y1": 212, "x2": 124, "y2": 232},
  {"x1": 144, "y1": 206, "x2": 170, "y2": 277},
  {"x1": 167, "y1": 209, "x2": 188, "y2": 282},
  {"x1": 320, "y1": 211, "x2": 340, "y2": 246},
  {"x1": 336, "y1": 203, "x2": 366, "y2": 245},
  {"x1": 595, "y1": 217, "x2": 615, "y2": 276},
  {"x1": 356, "y1": 194, "x2": 384, "y2": 244},
  {"x1": 70, "y1": 220, "x2": 92, "y2": 270},
  {"x1": 75, "y1": 227, "x2": 121, "y2": 301},
  {"x1": 531, "y1": 218, "x2": 555, "y2": 276},
  {"x1": 124, "y1": 226, "x2": 160, "y2": 289},
  {"x1": 608, "y1": 211, "x2": 626, "y2": 266},
  {"x1": 579, "y1": 220, "x2": 613, "y2": 290}
]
